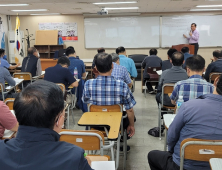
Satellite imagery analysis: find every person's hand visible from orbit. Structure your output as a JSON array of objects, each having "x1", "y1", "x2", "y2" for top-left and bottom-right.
[
  {"x1": 17, "y1": 63, "x2": 21, "y2": 67},
  {"x1": 85, "y1": 156, "x2": 92, "y2": 166},
  {"x1": 127, "y1": 125, "x2": 135, "y2": 137},
  {"x1": 189, "y1": 32, "x2": 192, "y2": 36},
  {"x1": 183, "y1": 34, "x2": 187, "y2": 38}
]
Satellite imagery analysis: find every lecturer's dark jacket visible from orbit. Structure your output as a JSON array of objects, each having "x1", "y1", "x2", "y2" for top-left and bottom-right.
[{"x1": 0, "y1": 125, "x2": 92, "y2": 170}]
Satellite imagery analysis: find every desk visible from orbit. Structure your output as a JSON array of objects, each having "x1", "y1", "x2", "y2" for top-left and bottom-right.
[
  {"x1": 82, "y1": 59, "x2": 93, "y2": 63},
  {"x1": 78, "y1": 112, "x2": 122, "y2": 140},
  {"x1": 32, "y1": 71, "x2": 45, "y2": 80},
  {"x1": 91, "y1": 161, "x2": 115, "y2": 170},
  {"x1": 5, "y1": 78, "x2": 24, "y2": 92},
  {"x1": 3, "y1": 110, "x2": 16, "y2": 139},
  {"x1": 163, "y1": 114, "x2": 176, "y2": 151},
  {"x1": 210, "y1": 158, "x2": 222, "y2": 170}
]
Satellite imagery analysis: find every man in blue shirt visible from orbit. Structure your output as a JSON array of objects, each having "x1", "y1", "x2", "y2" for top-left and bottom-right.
[
  {"x1": 66, "y1": 47, "x2": 86, "y2": 79},
  {"x1": 116, "y1": 46, "x2": 137, "y2": 78},
  {"x1": 82, "y1": 53, "x2": 136, "y2": 137},
  {"x1": 0, "y1": 48, "x2": 20, "y2": 69},
  {"x1": 170, "y1": 55, "x2": 213, "y2": 104},
  {"x1": 148, "y1": 75, "x2": 222, "y2": 170},
  {"x1": 0, "y1": 80, "x2": 92, "y2": 170},
  {"x1": 204, "y1": 50, "x2": 222, "y2": 81},
  {"x1": 181, "y1": 46, "x2": 193, "y2": 69},
  {"x1": 110, "y1": 53, "x2": 132, "y2": 88},
  {"x1": 44, "y1": 56, "x2": 78, "y2": 89}
]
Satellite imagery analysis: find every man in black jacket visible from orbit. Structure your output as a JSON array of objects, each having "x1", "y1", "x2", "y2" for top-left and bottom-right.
[
  {"x1": 21, "y1": 47, "x2": 42, "y2": 77},
  {"x1": 0, "y1": 80, "x2": 92, "y2": 170}
]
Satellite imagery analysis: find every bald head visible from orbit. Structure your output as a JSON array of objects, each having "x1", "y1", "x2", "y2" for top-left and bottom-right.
[
  {"x1": 28, "y1": 47, "x2": 37, "y2": 55},
  {"x1": 171, "y1": 52, "x2": 184, "y2": 66}
]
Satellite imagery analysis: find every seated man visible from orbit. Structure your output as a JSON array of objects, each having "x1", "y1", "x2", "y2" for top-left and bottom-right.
[
  {"x1": 142, "y1": 48, "x2": 162, "y2": 93},
  {"x1": 116, "y1": 46, "x2": 137, "y2": 78},
  {"x1": 161, "y1": 48, "x2": 177, "y2": 71},
  {"x1": 0, "y1": 49, "x2": 20, "y2": 69},
  {"x1": 0, "y1": 80, "x2": 92, "y2": 170},
  {"x1": 66, "y1": 47, "x2": 86, "y2": 79},
  {"x1": 44, "y1": 56, "x2": 78, "y2": 89},
  {"x1": 210, "y1": 50, "x2": 220, "y2": 63},
  {"x1": 110, "y1": 53, "x2": 132, "y2": 88},
  {"x1": 21, "y1": 47, "x2": 42, "y2": 77},
  {"x1": 0, "y1": 101, "x2": 18, "y2": 139},
  {"x1": 170, "y1": 55, "x2": 213, "y2": 104},
  {"x1": 156, "y1": 52, "x2": 188, "y2": 106},
  {"x1": 148, "y1": 75, "x2": 222, "y2": 170},
  {"x1": 204, "y1": 50, "x2": 222, "y2": 81},
  {"x1": 181, "y1": 46, "x2": 193, "y2": 69},
  {"x1": 82, "y1": 53, "x2": 136, "y2": 138},
  {"x1": 0, "y1": 67, "x2": 17, "y2": 100}
]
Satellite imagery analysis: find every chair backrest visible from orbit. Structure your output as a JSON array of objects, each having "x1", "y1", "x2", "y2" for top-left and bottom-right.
[
  {"x1": 13, "y1": 72, "x2": 32, "y2": 81},
  {"x1": 161, "y1": 83, "x2": 175, "y2": 108},
  {"x1": 93, "y1": 68, "x2": 99, "y2": 79},
  {"x1": 209, "y1": 72, "x2": 222, "y2": 83},
  {"x1": 180, "y1": 138, "x2": 222, "y2": 170},
  {"x1": 0, "y1": 83, "x2": 5, "y2": 101},
  {"x1": 59, "y1": 130, "x2": 104, "y2": 152},
  {"x1": 88, "y1": 104, "x2": 123, "y2": 112},
  {"x1": 56, "y1": 83, "x2": 66, "y2": 96},
  {"x1": 128, "y1": 54, "x2": 148, "y2": 63},
  {"x1": 4, "y1": 98, "x2": 15, "y2": 110}
]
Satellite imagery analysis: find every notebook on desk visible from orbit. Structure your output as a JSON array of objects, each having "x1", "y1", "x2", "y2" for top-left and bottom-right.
[{"x1": 91, "y1": 161, "x2": 115, "y2": 170}]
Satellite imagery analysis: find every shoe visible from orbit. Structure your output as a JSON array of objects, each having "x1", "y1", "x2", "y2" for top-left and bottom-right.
[
  {"x1": 149, "y1": 91, "x2": 155, "y2": 94},
  {"x1": 120, "y1": 145, "x2": 130, "y2": 152}
]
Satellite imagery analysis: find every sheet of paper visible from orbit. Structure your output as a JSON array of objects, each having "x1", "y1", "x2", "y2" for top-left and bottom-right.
[
  {"x1": 91, "y1": 161, "x2": 115, "y2": 170},
  {"x1": 156, "y1": 70, "x2": 162, "y2": 75}
]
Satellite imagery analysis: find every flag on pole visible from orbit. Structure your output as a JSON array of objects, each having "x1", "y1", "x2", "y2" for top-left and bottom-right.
[{"x1": 15, "y1": 15, "x2": 21, "y2": 54}]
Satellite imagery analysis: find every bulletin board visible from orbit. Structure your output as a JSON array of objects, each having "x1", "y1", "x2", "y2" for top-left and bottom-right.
[{"x1": 35, "y1": 30, "x2": 58, "y2": 45}]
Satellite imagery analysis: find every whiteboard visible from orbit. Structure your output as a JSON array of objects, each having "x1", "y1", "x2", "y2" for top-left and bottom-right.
[
  {"x1": 161, "y1": 15, "x2": 222, "y2": 47},
  {"x1": 84, "y1": 17, "x2": 160, "y2": 48}
]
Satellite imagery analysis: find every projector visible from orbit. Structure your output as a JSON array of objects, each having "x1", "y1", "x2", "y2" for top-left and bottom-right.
[{"x1": 97, "y1": 8, "x2": 108, "y2": 15}]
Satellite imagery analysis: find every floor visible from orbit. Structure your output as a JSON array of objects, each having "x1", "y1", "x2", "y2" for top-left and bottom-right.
[{"x1": 68, "y1": 81, "x2": 165, "y2": 170}]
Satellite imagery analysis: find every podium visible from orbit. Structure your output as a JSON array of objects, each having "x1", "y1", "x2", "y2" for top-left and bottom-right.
[{"x1": 172, "y1": 44, "x2": 195, "y2": 55}]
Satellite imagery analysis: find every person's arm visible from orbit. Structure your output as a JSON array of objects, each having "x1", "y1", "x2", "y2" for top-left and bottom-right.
[
  {"x1": 130, "y1": 60, "x2": 137, "y2": 78},
  {"x1": 8, "y1": 63, "x2": 20, "y2": 70},
  {"x1": 66, "y1": 69, "x2": 78, "y2": 87},
  {"x1": 81, "y1": 62, "x2": 86, "y2": 79},
  {"x1": 0, "y1": 102, "x2": 18, "y2": 132},
  {"x1": 81, "y1": 81, "x2": 91, "y2": 103},
  {"x1": 170, "y1": 84, "x2": 179, "y2": 105},
  {"x1": 126, "y1": 108, "x2": 135, "y2": 137},
  {"x1": 191, "y1": 31, "x2": 199, "y2": 41},
  {"x1": 70, "y1": 81, "x2": 78, "y2": 87},
  {"x1": 78, "y1": 149, "x2": 93, "y2": 170},
  {"x1": 141, "y1": 57, "x2": 147, "y2": 68},
  {"x1": 204, "y1": 63, "x2": 213, "y2": 81},
  {"x1": 4, "y1": 69, "x2": 15, "y2": 86},
  {"x1": 124, "y1": 69, "x2": 133, "y2": 88},
  {"x1": 157, "y1": 71, "x2": 165, "y2": 92},
  {"x1": 36, "y1": 59, "x2": 42, "y2": 76},
  {"x1": 167, "y1": 104, "x2": 186, "y2": 152}
]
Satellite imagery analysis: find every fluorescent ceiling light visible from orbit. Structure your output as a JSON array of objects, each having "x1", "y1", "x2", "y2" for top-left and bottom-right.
[
  {"x1": 12, "y1": 9, "x2": 48, "y2": 12},
  {"x1": 30, "y1": 13, "x2": 60, "y2": 15},
  {"x1": 0, "y1": 4, "x2": 29, "y2": 6},
  {"x1": 196, "y1": 5, "x2": 222, "y2": 7},
  {"x1": 190, "y1": 9, "x2": 222, "y2": 11},
  {"x1": 93, "y1": 1, "x2": 137, "y2": 5},
  {"x1": 104, "y1": 7, "x2": 139, "y2": 10}
]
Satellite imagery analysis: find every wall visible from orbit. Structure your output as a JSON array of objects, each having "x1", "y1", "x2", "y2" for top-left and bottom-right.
[
  {"x1": 0, "y1": 14, "x2": 9, "y2": 57},
  {"x1": 10, "y1": 14, "x2": 221, "y2": 66}
]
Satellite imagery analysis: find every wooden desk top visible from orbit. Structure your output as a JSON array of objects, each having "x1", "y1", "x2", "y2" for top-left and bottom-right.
[
  {"x1": 78, "y1": 112, "x2": 122, "y2": 140},
  {"x1": 168, "y1": 93, "x2": 172, "y2": 97}
]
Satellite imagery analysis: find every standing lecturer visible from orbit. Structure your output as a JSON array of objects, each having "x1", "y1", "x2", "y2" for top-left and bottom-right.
[{"x1": 183, "y1": 23, "x2": 199, "y2": 55}]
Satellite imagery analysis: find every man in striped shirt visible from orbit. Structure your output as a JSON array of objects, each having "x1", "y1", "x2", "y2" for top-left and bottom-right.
[{"x1": 170, "y1": 55, "x2": 213, "y2": 105}]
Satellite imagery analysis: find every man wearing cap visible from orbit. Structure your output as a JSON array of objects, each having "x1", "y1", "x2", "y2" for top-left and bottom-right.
[{"x1": 110, "y1": 53, "x2": 133, "y2": 88}]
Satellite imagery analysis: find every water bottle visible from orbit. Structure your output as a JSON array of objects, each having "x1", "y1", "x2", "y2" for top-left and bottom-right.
[
  {"x1": 74, "y1": 67, "x2": 78, "y2": 79},
  {"x1": 176, "y1": 96, "x2": 184, "y2": 114}
]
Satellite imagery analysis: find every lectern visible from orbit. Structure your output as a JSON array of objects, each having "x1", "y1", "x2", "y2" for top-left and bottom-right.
[{"x1": 172, "y1": 44, "x2": 195, "y2": 55}]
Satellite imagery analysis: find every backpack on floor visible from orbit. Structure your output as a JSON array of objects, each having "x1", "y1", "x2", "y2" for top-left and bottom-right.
[{"x1": 148, "y1": 126, "x2": 165, "y2": 137}]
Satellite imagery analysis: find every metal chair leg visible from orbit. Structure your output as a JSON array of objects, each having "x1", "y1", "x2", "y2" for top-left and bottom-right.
[{"x1": 158, "y1": 105, "x2": 162, "y2": 140}]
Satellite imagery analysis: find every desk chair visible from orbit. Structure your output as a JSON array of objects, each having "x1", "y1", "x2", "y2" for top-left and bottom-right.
[
  {"x1": 88, "y1": 104, "x2": 127, "y2": 170},
  {"x1": 144, "y1": 67, "x2": 161, "y2": 97},
  {"x1": 13, "y1": 72, "x2": 32, "y2": 90},
  {"x1": 209, "y1": 72, "x2": 222, "y2": 83},
  {"x1": 180, "y1": 138, "x2": 222, "y2": 170},
  {"x1": 59, "y1": 130, "x2": 110, "y2": 160},
  {"x1": 4, "y1": 98, "x2": 15, "y2": 110},
  {"x1": 0, "y1": 83, "x2": 5, "y2": 101},
  {"x1": 158, "y1": 83, "x2": 175, "y2": 140}
]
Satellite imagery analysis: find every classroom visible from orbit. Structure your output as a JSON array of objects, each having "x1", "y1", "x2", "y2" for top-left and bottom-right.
[{"x1": 0, "y1": 0, "x2": 222, "y2": 170}]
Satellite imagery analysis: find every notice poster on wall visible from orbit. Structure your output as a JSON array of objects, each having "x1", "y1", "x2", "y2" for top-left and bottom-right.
[{"x1": 38, "y1": 22, "x2": 78, "y2": 41}]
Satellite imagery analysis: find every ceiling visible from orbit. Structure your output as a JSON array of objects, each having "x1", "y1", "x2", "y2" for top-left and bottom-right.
[{"x1": 0, "y1": 0, "x2": 222, "y2": 15}]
